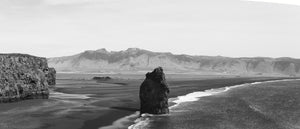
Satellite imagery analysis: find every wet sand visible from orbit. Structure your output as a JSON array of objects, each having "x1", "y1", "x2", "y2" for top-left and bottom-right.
[{"x1": 0, "y1": 73, "x2": 296, "y2": 129}]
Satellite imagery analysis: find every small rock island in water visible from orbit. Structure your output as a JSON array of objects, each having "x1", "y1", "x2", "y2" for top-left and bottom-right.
[
  {"x1": 0, "y1": 54, "x2": 56, "y2": 103},
  {"x1": 139, "y1": 67, "x2": 170, "y2": 114},
  {"x1": 92, "y1": 76, "x2": 112, "y2": 81}
]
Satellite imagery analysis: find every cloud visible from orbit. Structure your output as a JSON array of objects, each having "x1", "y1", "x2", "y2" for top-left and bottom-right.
[
  {"x1": 1, "y1": 0, "x2": 300, "y2": 58},
  {"x1": 0, "y1": 0, "x2": 43, "y2": 7},
  {"x1": 244, "y1": 0, "x2": 300, "y2": 6},
  {"x1": 43, "y1": 0, "x2": 98, "y2": 5}
]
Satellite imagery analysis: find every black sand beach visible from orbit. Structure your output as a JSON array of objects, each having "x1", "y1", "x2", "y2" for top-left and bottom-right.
[{"x1": 0, "y1": 73, "x2": 296, "y2": 129}]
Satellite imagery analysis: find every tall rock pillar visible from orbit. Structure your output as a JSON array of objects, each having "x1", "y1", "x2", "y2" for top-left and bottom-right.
[{"x1": 139, "y1": 67, "x2": 170, "y2": 114}]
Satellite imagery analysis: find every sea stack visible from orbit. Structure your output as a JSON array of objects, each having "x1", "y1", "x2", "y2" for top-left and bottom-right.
[
  {"x1": 0, "y1": 54, "x2": 56, "y2": 103},
  {"x1": 139, "y1": 67, "x2": 170, "y2": 114},
  {"x1": 46, "y1": 67, "x2": 56, "y2": 85}
]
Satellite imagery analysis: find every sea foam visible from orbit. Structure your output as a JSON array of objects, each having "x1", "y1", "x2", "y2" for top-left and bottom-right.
[
  {"x1": 169, "y1": 83, "x2": 247, "y2": 109},
  {"x1": 50, "y1": 91, "x2": 91, "y2": 99},
  {"x1": 100, "y1": 111, "x2": 141, "y2": 129},
  {"x1": 170, "y1": 78, "x2": 300, "y2": 109},
  {"x1": 127, "y1": 113, "x2": 153, "y2": 129}
]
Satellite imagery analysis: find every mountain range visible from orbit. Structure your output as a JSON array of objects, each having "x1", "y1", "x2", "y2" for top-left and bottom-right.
[{"x1": 48, "y1": 48, "x2": 300, "y2": 76}]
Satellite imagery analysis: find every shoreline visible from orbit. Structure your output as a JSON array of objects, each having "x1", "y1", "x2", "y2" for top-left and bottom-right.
[{"x1": 169, "y1": 78, "x2": 300, "y2": 109}]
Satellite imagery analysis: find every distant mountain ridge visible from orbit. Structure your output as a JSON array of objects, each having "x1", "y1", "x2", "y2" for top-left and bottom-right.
[{"x1": 48, "y1": 48, "x2": 300, "y2": 76}]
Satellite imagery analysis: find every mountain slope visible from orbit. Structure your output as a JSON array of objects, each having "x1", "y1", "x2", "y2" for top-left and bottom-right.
[{"x1": 48, "y1": 48, "x2": 300, "y2": 76}]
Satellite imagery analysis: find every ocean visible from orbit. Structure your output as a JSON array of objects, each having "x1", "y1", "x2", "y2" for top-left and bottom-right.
[
  {"x1": 129, "y1": 79, "x2": 300, "y2": 129},
  {"x1": 1, "y1": 74, "x2": 297, "y2": 129}
]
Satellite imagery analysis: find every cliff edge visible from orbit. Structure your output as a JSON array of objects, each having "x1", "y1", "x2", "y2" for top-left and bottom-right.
[{"x1": 0, "y1": 54, "x2": 56, "y2": 103}]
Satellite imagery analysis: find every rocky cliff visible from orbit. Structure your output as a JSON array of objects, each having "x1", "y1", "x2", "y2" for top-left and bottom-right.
[
  {"x1": 0, "y1": 54, "x2": 56, "y2": 103},
  {"x1": 46, "y1": 68, "x2": 56, "y2": 85},
  {"x1": 140, "y1": 67, "x2": 169, "y2": 114},
  {"x1": 48, "y1": 48, "x2": 300, "y2": 76}
]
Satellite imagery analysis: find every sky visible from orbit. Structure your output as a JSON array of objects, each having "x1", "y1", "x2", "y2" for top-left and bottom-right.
[{"x1": 0, "y1": 0, "x2": 300, "y2": 58}]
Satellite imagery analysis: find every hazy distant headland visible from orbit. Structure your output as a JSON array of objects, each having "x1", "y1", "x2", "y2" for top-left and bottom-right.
[{"x1": 48, "y1": 48, "x2": 300, "y2": 76}]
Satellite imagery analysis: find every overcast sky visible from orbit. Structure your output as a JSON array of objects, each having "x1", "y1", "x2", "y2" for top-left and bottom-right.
[{"x1": 0, "y1": 0, "x2": 300, "y2": 58}]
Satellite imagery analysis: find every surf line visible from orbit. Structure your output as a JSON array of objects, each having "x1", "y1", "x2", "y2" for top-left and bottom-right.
[
  {"x1": 127, "y1": 78, "x2": 300, "y2": 129},
  {"x1": 169, "y1": 78, "x2": 300, "y2": 109},
  {"x1": 49, "y1": 90, "x2": 92, "y2": 100},
  {"x1": 169, "y1": 79, "x2": 300, "y2": 109}
]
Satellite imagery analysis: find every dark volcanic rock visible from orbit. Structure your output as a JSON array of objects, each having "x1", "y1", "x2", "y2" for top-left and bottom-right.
[
  {"x1": 139, "y1": 67, "x2": 170, "y2": 114},
  {"x1": 46, "y1": 67, "x2": 56, "y2": 85},
  {"x1": 0, "y1": 54, "x2": 56, "y2": 103},
  {"x1": 92, "y1": 76, "x2": 112, "y2": 81}
]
